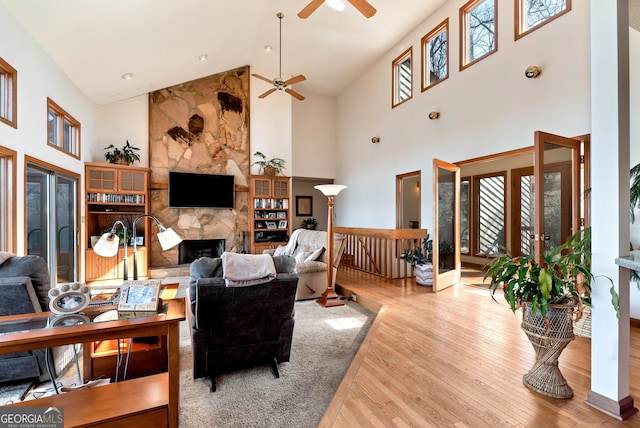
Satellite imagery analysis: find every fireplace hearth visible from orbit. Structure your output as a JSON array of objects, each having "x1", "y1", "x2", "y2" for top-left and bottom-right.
[{"x1": 179, "y1": 239, "x2": 225, "y2": 264}]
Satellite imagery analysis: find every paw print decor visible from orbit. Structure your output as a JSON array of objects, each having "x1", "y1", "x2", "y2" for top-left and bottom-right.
[{"x1": 48, "y1": 282, "x2": 91, "y2": 315}]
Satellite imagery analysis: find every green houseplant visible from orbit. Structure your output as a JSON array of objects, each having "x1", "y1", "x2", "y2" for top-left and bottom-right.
[
  {"x1": 104, "y1": 140, "x2": 141, "y2": 165},
  {"x1": 483, "y1": 227, "x2": 619, "y2": 398},
  {"x1": 252, "y1": 151, "x2": 286, "y2": 176},
  {"x1": 401, "y1": 234, "x2": 433, "y2": 286}
]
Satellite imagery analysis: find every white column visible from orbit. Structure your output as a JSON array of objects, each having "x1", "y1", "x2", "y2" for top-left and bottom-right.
[{"x1": 588, "y1": 0, "x2": 637, "y2": 420}]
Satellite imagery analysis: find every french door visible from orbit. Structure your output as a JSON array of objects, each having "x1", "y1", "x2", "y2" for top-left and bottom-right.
[
  {"x1": 26, "y1": 161, "x2": 79, "y2": 285},
  {"x1": 432, "y1": 159, "x2": 460, "y2": 292}
]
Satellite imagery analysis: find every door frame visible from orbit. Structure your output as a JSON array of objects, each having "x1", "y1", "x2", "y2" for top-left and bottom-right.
[{"x1": 432, "y1": 159, "x2": 460, "y2": 292}]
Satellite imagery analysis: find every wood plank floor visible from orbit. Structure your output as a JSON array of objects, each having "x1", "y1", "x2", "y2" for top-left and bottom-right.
[{"x1": 319, "y1": 267, "x2": 640, "y2": 427}]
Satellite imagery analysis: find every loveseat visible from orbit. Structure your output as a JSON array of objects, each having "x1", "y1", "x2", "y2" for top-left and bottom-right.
[
  {"x1": 0, "y1": 252, "x2": 53, "y2": 383},
  {"x1": 189, "y1": 254, "x2": 298, "y2": 391},
  {"x1": 263, "y1": 229, "x2": 346, "y2": 300}
]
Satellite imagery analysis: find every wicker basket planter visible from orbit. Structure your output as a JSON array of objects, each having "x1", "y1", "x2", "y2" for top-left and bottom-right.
[{"x1": 521, "y1": 302, "x2": 575, "y2": 398}]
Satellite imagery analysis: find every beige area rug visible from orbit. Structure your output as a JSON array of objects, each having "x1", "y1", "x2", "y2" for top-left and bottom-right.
[{"x1": 0, "y1": 299, "x2": 375, "y2": 428}]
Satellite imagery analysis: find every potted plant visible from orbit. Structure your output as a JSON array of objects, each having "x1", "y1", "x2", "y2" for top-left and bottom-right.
[
  {"x1": 302, "y1": 218, "x2": 317, "y2": 230},
  {"x1": 104, "y1": 140, "x2": 141, "y2": 165},
  {"x1": 401, "y1": 234, "x2": 433, "y2": 286},
  {"x1": 252, "y1": 151, "x2": 286, "y2": 176},
  {"x1": 483, "y1": 227, "x2": 619, "y2": 398}
]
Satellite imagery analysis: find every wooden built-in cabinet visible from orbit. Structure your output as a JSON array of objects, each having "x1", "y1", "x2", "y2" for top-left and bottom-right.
[
  {"x1": 249, "y1": 175, "x2": 291, "y2": 254},
  {"x1": 85, "y1": 162, "x2": 150, "y2": 283}
]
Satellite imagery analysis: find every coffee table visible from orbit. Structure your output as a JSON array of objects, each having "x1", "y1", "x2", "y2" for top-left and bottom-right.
[{"x1": 0, "y1": 298, "x2": 185, "y2": 428}]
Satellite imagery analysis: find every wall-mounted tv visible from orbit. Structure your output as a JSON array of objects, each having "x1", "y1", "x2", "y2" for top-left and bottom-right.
[{"x1": 168, "y1": 171, "x2": 235, "y2": 209}]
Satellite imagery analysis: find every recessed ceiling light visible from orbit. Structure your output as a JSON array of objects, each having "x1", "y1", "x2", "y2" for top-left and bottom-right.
[
  {"x1": 264, "y1": 45, "x2": 272, "y2": 53},
  {"x1": 198, "y1": 54, "x2": 208, "y2": 61},
  {"x1": 328, "y1": 0, "x2": 346, "y2": 12},
  {"x1": 121, "y1": 73, "x2": 133, "y2": 80}
]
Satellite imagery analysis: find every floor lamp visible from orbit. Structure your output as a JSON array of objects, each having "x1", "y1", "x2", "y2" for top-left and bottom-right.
[
  {"x1": 93, "y1": 220, "x2": 128, "y2": 280},
  {"x1": 132, "y1": 214, "x2": 183, "y2": 280},
  {"x1": 314, "y1": 184, "x2": 347, "y2": 308}
]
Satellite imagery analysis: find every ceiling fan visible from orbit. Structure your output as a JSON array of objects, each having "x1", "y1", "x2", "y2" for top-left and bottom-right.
[
  {"x1": 252, "y1": 12, "x2": 306, "y2": 101},
  {"x1": 298, "y1": 0, "x2": 377, "y2": 19}
]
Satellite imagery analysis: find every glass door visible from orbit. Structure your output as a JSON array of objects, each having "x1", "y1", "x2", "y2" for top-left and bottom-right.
[
  {"x1": 533, "y1": 131, "x2": 581, "y2": 261},
  {"x1": 432, "y1": 159, "x2": 460, "y2": 292},
  {"x1": 26, "y1": 163, "x2": 79, "y2": 285}
]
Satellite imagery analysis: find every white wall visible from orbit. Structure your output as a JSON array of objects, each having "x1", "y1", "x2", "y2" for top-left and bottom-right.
[
  {"x1": 96, "y1": 96, "x2": 149, "y2": 166},
  {"x1": 335, "y1": 1, "x2": 591, "y2": 230},
  {"x1": 0, "y1": 3, "x2": 96, "y2": 254},
  {"x1": 629, "y1": 27, "x2": 640, "y2": 316}
]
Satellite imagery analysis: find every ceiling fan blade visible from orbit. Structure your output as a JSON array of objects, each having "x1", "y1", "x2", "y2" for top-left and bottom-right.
[
  {"x1": 252, "y1": 73, "x2": 274, "y2": 84},
  {"x1": 298, "y1": 0, "x2": 325, "y2": 19},
  {"x1": 259, "y1": 88, "x2": 277, "y2": 99},
  {"x1": 347, "y1": 0, "x2": 377, "y2": 18},
  {"x1": 285, "y1": 89, "x2": 306, "y2": 101},
  {"x1": 285, "y1": 75, "x2": 306, "y2": 85}
]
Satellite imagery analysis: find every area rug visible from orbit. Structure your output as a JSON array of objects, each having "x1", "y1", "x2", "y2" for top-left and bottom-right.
[{"x1": 0, "y1": 299, "x2": 375, "y2": 428}]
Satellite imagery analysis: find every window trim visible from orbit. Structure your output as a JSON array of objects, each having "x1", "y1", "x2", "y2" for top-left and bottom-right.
[
  {"x1": 392, "y1": 47, "x2": 413, "y2": 108},
  {"x1": 421, "y1": 18, "x2": 449, "y2": 92},
  {"x1": 459, "y1": 0, "x2": 498, "y2": 72},
  {"x1": 47, "y1": 97, "x2": 81, "y2": 159},
  {"x1": 460, "y1": 176, "x2": 471, "y2": 256},
  {"x1": 473, "y1": 171, "x2": 507, "y2": 258},
  {"x1": 0, "y1": 146, "x2": 17, "y2": 252},
  {"x1": 0, "y1": 57, "x2": 17, "y2": 129},
  {"x1": 515, "y1": 0, "x2": 571, "y2": 41}
]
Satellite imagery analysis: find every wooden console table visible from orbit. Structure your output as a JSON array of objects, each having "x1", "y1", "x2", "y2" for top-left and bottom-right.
[{"x1": 0, "y1": 298, "x2": 185, "y2": 428}]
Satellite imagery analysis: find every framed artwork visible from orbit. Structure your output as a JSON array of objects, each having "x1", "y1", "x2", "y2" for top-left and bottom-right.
[
  {"x1": 130, "y1": 236, "x2": 144, "y2": 246},
  {"x1": 296, "y1": 196, "x2": 313, "y2": 216},
  {"x1": 278, "y1": 220, "x2": 287, "y2": 229},
  {"x1": 266, "y1": 221, "x2": 277, "y2": 229}
]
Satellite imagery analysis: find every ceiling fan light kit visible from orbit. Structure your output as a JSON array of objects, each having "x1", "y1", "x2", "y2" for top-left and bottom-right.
[
  {"x1": 298, "y1": 0, "x2": 377, "y2": 19},
  {"x1": 252, "y1": 12, "x2": 306, "y2": 101}
]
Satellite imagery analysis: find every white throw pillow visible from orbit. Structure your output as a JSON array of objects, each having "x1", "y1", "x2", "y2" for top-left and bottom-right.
[
  {"x1": 304, "y1": 247, "x2": 325, "y2": 262},
  {"x1": 295, "y1": 251, "x2": 312, "y2": 263}
]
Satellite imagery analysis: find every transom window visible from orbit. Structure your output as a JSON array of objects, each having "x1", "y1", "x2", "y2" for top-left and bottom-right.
[
  {"x1": 0, "y1": 57, "x2": 17, "y2": 129},
  {"x1": 392, "y1": 47, "x2": 413, "y2": 108},
  {"x1": 421, "y1": 19, "x2": 449, "y2": 91},
  {"x1": 47, "y1": 98, "x2": 81, "y2": 159},
  {"x1": 460, "y1": 0, "x2": 497, "y2": 71},
  {"x1": 515, "y1": 0, "x2": 571, "y2": 40}
]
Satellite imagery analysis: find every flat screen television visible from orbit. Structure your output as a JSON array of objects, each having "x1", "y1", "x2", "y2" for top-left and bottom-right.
[{"x1": 168, "y1": 171, "x2": 235, "y2": 208}]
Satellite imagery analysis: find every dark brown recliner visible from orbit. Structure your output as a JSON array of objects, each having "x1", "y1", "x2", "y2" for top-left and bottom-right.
[{"x1": 189, "y1": 255, "x2": 298, "y2": 391}]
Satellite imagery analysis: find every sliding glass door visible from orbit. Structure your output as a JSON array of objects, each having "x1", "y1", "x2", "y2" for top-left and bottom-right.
[{"x1": 26, "y1": 162, "x2": 79, "y2": 285}]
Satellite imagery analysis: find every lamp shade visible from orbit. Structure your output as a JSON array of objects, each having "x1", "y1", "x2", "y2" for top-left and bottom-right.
[
  {"x1": 92, "y1": 233, "x2": 119, "y2": 257},
  {"x1": 157, "y1": 227, "x2": 183, "y2": 251},
  {"x1": 314, "y1": 184, "x2": 347, "y2": 197}
]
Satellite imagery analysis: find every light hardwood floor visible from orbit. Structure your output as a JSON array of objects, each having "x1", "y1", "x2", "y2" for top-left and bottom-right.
[{"x1": 320, "y1": 267, "x2": 640, "y2": 427}]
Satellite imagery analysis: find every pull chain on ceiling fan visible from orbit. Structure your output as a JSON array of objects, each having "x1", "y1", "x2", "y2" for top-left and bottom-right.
[
  {"x1": 252, "y1": 12, "x2": 306, "y2": 101},
  {"x1": 298, "y1": 0, "x2": 377, "y2": 19}
]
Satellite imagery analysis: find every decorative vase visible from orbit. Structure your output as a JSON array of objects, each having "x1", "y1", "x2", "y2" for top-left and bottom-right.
[
  {"x1": 520, "y1": 302, "x2": 575, "y2": 398},
  {"x1": 414, "y1": 263, "x2": 433, "y2": 286},
  {"x1": 264, "y1": 166, "x2": 276, "y2": 176}
]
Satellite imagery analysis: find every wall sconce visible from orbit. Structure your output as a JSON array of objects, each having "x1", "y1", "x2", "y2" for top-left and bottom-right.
[
  {"x1": 371, "y1": 136, "x2": 380, "y2": 144},
  {"x1": 428, "y1": 111, "x2": 440, "y2": 120},
  {"x1": 525, "y1": 65, "x2": 542, "y2": 78}
]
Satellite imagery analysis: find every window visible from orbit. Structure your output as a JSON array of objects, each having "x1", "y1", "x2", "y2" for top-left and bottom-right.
[
  {"x1": 460, "y1": 177, "x2": 470, "y2": 254},
  {"x1": 421, "y1": 19, "x2": 449, "y2": 91},
  {"x1": 474, "y1": 172, "x2": 506, "y2": 256},
  {"x1": 392, "y1": 47, "x2": 412, "y2": 108},
  {"x1": 0, "y1": 146, "x2": 17, "y2": 252},
  {"x1": 515, "y1": 0, "x2": 571, "y2": 40},
  {"x1": 460, "y1": 0, "x2": 497, "y2": 71},
  {"x1": 47, "y1": 98, "x2": 81, "y2": 158},
  {"x1": 0, "y1": 57, "x2": 17, "y2": 129}
]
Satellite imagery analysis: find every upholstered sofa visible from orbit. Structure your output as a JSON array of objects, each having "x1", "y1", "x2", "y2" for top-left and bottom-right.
[
  {"x1": 0, "y1": 252, "x2": 53, "y2": 383},
  {"x1": 189, "y1": 254, "x2": 298, "y2": 391},
  {"x1": 263, "y1": 229, "x2": 346, "y2": 300}
]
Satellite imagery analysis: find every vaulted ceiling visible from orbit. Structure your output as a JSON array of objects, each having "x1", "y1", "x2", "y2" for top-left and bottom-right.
[{"x1": 1, "y1": 0, "x2": 448, "y2": 107}]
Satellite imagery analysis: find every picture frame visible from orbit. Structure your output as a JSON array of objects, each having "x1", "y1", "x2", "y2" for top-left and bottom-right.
[
  {"x1": 129, "y1": 236, "x2": 144, "y2": 246},
  {"x1": 278, "y1": 220, "x2": 287, "y2": 229},
  {"x1": 48, "y1": 282, "x2": 91, "y2": 315},
  {"x1": 266, "y1": 221, "x2": 277, "y2": 229},
  {"x1": 296, "y1": 196, "x2": 313, "y2": 216}
]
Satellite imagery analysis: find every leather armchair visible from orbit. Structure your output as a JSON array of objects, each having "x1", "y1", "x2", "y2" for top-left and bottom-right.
[{"x1": 189, "y1": 255, "x2": 298, "y2": 391}]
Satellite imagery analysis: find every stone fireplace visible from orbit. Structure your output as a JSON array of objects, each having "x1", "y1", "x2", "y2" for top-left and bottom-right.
[{"x1": 179, "y1": 239, "x2": 225, "y2": 264}]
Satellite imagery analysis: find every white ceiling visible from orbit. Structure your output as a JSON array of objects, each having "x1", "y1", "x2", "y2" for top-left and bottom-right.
[{"x1": 1, "y1": 0, "x2": 448, "y2": 107}]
